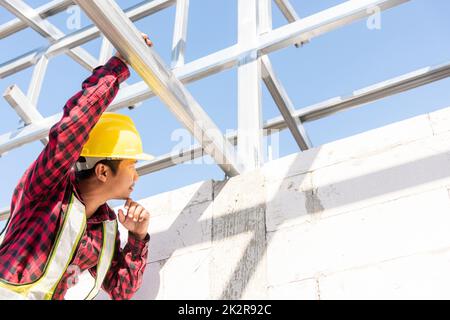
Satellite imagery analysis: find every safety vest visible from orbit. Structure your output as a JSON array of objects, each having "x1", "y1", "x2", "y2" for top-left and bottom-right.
[{"x1": 0, "y1": 193, "x2": 117, "y2": 300}]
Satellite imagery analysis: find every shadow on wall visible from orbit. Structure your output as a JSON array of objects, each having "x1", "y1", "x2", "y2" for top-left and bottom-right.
[{"x1": 97, "y1": 128, "x2": 450, "y2": 300}]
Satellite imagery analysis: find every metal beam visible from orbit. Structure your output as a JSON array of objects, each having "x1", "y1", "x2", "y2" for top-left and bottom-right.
[
  {"x1": 0, "y1": 0, "x2": 176, "y2": 78},
  {"x1": 259, "y1": 0, "x2": 273, "y2": 34},
  {"x1": 73, "y1": 0, "x2": 241, "y2": 177},
  {"x1": 237, "y1": 0, "x2": 263, "y2": 171},
  {"x1": 3, "y1": 86, "x2": 44, "y2": 124},
  {"x1": 98, "y1": 37, "x2": 115, "y2": 65},
  {"x1": 268, "y1": 62, "x2": 450, "y2": 126},
  {"x1": 274, "y1": 0, "x2": 300, "y2": 22},
  {"x1": 27, "y1": 55, "x2": 49, "y2": 107},
  {"x1": 0, "y1": 113, "x2": 58, "y2": 154},
  {"x1": 171, "y1": 0, "x2": 189, "y2": 68},
  {"x1": 0, "y1": 0, "x2": 73, "y2": 39},
  {"x1": 258, "y1": 0, "x2": 310, "y2": 151},
  {"x1": 3, "y1": 85, "x2": 49, "y2": 145},
  {"x1": 261, "y1": 56, "x2": 311, "y2": 150},
  {"x1": 0, "y1": 0, "x2": 98, "y2": 71}
]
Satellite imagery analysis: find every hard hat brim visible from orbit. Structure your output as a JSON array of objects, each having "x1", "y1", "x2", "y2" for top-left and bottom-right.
[
  {"x1": 79, "y1": 153, "x2": 155, "y2": 161},
  {"x1": 133, "y1": 153, "x2": 155, "y2": 161}
]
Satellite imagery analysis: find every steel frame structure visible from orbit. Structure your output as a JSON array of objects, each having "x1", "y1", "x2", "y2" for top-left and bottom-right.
[{"x1": 2, "y1": 0, "x2": 449, "y2": 221}]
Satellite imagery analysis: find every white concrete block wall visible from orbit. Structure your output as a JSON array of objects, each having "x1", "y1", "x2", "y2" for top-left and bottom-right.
[{"x1": 95, "y1": 105, "x2": 450, "y2": 300}]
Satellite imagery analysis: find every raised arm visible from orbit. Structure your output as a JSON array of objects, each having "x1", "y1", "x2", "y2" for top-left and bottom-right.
[{"x1": 13, "y1": 56, "x2": 130, "y2": 204}]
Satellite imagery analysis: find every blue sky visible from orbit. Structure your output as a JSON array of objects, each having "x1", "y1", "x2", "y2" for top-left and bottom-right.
[{"x1": 1, "y1": 0, "x2": 450, "y2": 228}]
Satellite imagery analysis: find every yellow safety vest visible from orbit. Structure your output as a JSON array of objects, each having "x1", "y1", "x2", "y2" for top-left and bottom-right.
[{"x1": 0, "y1": 193, "x2": 117, "y2": 300}]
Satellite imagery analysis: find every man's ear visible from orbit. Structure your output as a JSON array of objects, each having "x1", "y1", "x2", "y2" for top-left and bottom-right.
[{"x1": 94, "y1": 163, "x2": 109, "y2": 183}]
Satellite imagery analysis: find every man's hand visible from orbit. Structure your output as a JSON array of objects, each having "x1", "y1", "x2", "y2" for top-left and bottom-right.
[
  {"x1": 118, "y1": 198, "x2": 150, "y2": 240},
  {"x1": 115, "y1": 33, "x2": 153, "y2": 64}
]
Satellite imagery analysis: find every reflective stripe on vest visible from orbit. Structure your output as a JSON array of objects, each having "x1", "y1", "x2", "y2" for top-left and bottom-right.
[
  {"x1": 65, "y1": 220, "x2": 117, "y2": 300},
  {"x1": 86, "y1": 220, "x2": 116, "y2": 300},
  {"x1": 0, "y1": 194, "x2": 116, "y2": 300}
]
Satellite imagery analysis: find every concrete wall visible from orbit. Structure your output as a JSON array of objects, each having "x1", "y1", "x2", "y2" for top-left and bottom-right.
[{"x1": 97, "y1": 105, "x2": 450, "y2": 300}]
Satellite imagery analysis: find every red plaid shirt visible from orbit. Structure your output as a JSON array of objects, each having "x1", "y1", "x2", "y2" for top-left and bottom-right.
[{"x1": 0, "y1": 57, "x2": 149, "y2": 300}]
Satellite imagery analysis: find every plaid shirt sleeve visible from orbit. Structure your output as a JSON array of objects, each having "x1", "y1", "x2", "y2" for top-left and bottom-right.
[
  {"x1": 90, "y1": 231, "x2": 150, "y2": 300},
  {"x1": 13, "y1": 56, "x2": 130, "y2": 204}
]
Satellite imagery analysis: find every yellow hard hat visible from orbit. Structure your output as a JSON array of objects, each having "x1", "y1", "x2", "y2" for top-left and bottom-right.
[{"x1": 80, "y1": 112, "x2": 154, "y2": 161}]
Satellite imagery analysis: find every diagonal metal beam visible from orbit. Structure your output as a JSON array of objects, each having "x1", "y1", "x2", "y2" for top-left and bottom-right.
[
  {"x1": 261, "y1": 55, "x2": 311, "y2": 150},
  {"x1": 274, "y1": 0, "x2": 300, "y2": 22},
  {"x1": 3, "y1": 85, "x2": 49, "y2": 145},
  {"x1": 0, "y1": 0, "x2": 98, "y2": 71},
  {"x1": 0, "y1": 0, "x2": 73, "y2": 39},
  {"x1": 73, "y1": 0, "x2": 242, "y2": 177},
  {"x1": 0, "y1": 0, "x2": 176, "y2": 78},
  {"x1": 259, "y1": 0, "x2": 310, "y2": 151},
  {"x1": 27, "y1": 55, "x2": 49, "y2": 107}
]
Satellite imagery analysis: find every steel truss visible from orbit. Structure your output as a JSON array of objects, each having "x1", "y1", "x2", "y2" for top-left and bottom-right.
[{"x1": 4, "y1": 0, "x2": 449, "y2": 221}]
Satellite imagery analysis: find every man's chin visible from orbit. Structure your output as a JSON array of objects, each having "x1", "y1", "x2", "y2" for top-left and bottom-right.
[{"x1": 112, "y1": 193, "x2": 132, "y2": 201}]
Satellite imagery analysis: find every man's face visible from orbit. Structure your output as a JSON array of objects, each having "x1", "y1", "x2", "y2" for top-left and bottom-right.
[{"x1": 107, "y1": 159, "x2": 139, "y2": 200}]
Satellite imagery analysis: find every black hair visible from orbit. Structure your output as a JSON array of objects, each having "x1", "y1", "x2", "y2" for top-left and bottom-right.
[{"x1": 75, "y1": 157, "x2": 122, "y2": 182}]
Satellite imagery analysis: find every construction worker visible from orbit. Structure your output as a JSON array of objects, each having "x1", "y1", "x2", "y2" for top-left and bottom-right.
[{"x1": 0, "y1": 34, "x2": 154, "y2": 300}]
